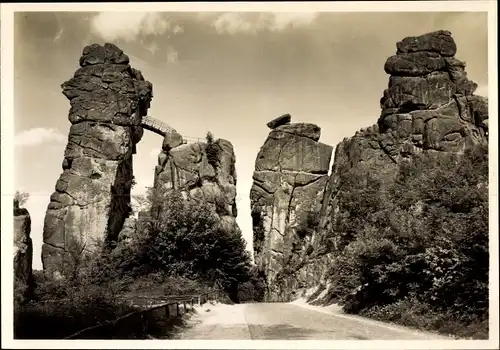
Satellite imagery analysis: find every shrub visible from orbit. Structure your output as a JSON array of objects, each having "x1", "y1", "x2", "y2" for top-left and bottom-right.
[
  {"x1": 324, "y1": 144, "x2": 489, "y2": 338},
  {"x1": 237, "y1": 266, "x2": 266, "y2": 303},
  {"x1": 205, "y1": 131, "x2": 220, "y2": 169},
  {"x1": 15, "y1": 261, "x2": 134, "y2": 339},
  {"x1": 117, "y1": 188, "x2": 253, "y2": 303},
  {"x1": 14, "y1": 191, "x2": 30, "y2": 209},
  {"x1": 251, "y1": 208, "x2": 265, "y2": 254}
]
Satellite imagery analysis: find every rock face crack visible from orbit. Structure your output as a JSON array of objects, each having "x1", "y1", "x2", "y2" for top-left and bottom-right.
[
  {"x1": 153, "y1": 137, "x2": 240, "y2": 233},
  {"x1": 42, "y1": 43, "x2": 152, "y2": 273},
  {"x1": 252, "y1": 30, "x2": 489, "y2": 303},
  {"x1": 309, "y1": 29, "x2": 489, "y2": 302},
  {"x1": 251, "y1": 116, "x2": 333, "y2": 302}
]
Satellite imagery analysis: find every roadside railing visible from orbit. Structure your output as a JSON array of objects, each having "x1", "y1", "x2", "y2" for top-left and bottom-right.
[{"x1": 63, "y1": 292, "x2": 219, "y2": 339}]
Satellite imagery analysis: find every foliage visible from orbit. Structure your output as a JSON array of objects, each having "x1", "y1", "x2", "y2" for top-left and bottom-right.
[
  {"x1": 105, "y1": 187, "x2": 253, "y2": 303},
  {"x1": 15, "y1": 169, "x2": 259, "y2": 338},
  {"x1": 296, "y1": 210, "x2": 320, "y2": 239},
  {"x1": 205, "y1": 131, "x2": 220, "y2": 169},
  {"x1": 359, "y1": 297, "x2": 489, "y2": 339},
  {"x1": 251, "y1": 207, "x2": 265, "y2": 254},
  {"x1": 14, "y1": 191, "x2": 30, "y2": 212},
  {"x1": 325, "y1": 144, "x2": 489, "y2": 338},
  {"x1": 14, "y1": 247, "x2": 134, "y2": 339},
  {"x1": 237, "y1": 266, "x2": 267, "y2": 303}
]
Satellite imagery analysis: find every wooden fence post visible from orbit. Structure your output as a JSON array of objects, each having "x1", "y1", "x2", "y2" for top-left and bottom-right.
[{"x1": 177, "y1": 302, "x2": 180, "y2": 316}]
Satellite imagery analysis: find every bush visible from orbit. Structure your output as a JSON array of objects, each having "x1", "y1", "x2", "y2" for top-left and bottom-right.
[
  {"x1": 359, "y1": 297, "x2": 488, "y2": 339},
  {"x1": 237, "y1": 266, "x2": 266, "y2": 303},
  {"x1": 112, "y1": 188, "x2": 253, "y2": 303},
  {"x1": 14, "y1": 191, "x2": 30, "y2": 209},
  {"x1": 206, "y1": 131, "x2": 220, "y2": 169},
  {"x1": 15, "y1": 179, "x2": 258, "y2": 338},
  {"x1": 325, "y1": 144, "x2": 489, "y2": 338},
  {"x1": 15, "y1": 265, "x2": 134, "y2": 339}
]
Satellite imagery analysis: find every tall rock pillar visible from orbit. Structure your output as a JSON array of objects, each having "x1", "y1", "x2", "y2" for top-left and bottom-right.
[
  {"x1": 42, "y1": 43, "x2": 153, "y2": 271},
  {"x1": 250, "y1": 114, "x2": 333, "y2": 301},
  {"x1": 313, "y1": 30, "x2": 489, "y2": 287}
]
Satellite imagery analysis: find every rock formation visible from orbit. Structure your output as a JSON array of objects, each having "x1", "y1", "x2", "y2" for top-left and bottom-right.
[
  {"x1": 251, "y1": 30, "x2": 488, "y2": 301},
  {"x1": 42, "y1": 43, "x2": 153, "y2": 271},
  {"x1": 154, "y1": 131, "x2": 239, "y2": 232},
  {"x1": 250, "y1": 115, "x2": 333, "y2": 301},
  {"x1": 317, "y1": 30, "x2": 488, "y2": 249},
  {"x1": 14, "y1": 198, "x2": 33, "y2": 290}
]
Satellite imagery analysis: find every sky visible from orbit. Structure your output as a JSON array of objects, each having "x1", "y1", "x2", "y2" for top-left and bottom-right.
[{"x1": 13, "y1": 11, "x2": 488, "y2": 270}]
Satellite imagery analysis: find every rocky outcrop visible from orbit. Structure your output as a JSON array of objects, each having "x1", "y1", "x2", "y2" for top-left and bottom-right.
[
  {"x1": 154, "y1": 132, "x2": 239, "y2": 232},
  {"x1": 251, "y1": 116, "x2": 333, "y2": 301},
  {"x1": 42, "y1": 43, "x2": 153, "y2": 272},
  {"x1": 251, "y1": 30, "x2": 488, "y2": 301},
  {"x1": 305, "y1": 30, "x2": 489, "y2": 292},
  {"x1": 14, "y1": 199, "x2": 33, "y2": 289}
]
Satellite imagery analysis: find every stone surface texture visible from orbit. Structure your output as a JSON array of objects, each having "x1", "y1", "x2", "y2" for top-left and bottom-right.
[
  {"x1": 310, "y1": 30, "x2": 488, "y2": 295},
  {"x1": 154, "y1": 136, "x2": 239, "y2": 232},
  {"x1": 251, "y1": 116, "x2": 333, "y2": 301},
  {"x1": 14, "y1": 202, "x2": 33, "y2": 288},
  {"x1": 251, "y1": 30, "x2": 488, "y2": 302},
  {"x1": 42, "y1": 43, "x2": 152, "y2": 271}
]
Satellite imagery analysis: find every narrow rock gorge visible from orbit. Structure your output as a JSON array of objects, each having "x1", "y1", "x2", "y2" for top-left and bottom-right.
[
  {"x1": 153, "y1": 131, "x2": 239, "y2": 232},
  {"x1": 251, "y1": 114, "x2": 333, "y2": 301},
  {"x1": 251, "y1": 30, "x2": 488, "y2": 301},
  {"x1": 42, "y1": 43, "x2": 153, "y2": 272}
]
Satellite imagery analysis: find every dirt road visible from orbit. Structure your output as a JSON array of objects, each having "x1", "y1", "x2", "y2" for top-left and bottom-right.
[{"x1": 177, "y1": 301, "x2": 451, "y2": 340}]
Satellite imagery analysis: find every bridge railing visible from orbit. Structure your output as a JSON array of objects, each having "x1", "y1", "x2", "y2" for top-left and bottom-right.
[
  {"x1": 141, "y1": 116, "x2": 177, "y2": 137},
  {"x1": 63, "y1": 292, "x2": 219, "y2": 339},
  {"x1": 183, "y1": 135, "x2": 205, "y2": 143}
]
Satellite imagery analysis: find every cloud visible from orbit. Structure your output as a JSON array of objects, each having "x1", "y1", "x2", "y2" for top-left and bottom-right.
[
  {"x1": 146, "y1": 41, "x2": 159, "y2": 55},
  {"x1": 90, "y1": 12, "x2": 182, "y2": 42},
  {"x1": 173, "y1": 24, "x2": 184, "y2": 34},
  {"x1": 15, "y1": 128, "x2": 66, "y2": 147},
  {"x1": 53, "y1": 28, "x2": 63, "y2": 43},
  {"x1": 166, "y1": 46, "x2": 179, "y2": 64},
  {"x1": 212, "y1": 12, "x2": 318, "y2": 35}
]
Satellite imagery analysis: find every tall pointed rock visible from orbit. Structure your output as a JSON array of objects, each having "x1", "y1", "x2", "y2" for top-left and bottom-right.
[{"x1": 42, "y1": 43, "x2": 153, "y2": 272}]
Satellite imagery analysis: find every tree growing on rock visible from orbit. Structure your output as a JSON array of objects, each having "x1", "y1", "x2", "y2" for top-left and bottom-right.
[
  {"x1": 205, "y1": 131, "x2": 220, "y2": 169},
  {"x1": 14, "y1": 191, "x2": 30, "y2": 209}
]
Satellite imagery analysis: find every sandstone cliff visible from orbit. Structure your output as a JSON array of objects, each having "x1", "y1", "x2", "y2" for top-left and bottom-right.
[
  {"x1": 251, "y1": 30, "x2": 488, "y2": 301},
  {"x1": 250, "y1": 114, "x2": 333, "y2": 301},
  {"x1": 14, "y1": 200, "x2": 33, "y2": 290},
  {"x1": 154, "y1": 131, "x2": 239, "y2": 232},
  {"x1": 42, "y1": 43, "x2": 153, "y2": 271},
  {"x1": 317, "y1": 30, "x2": 488, "y2": 253}
]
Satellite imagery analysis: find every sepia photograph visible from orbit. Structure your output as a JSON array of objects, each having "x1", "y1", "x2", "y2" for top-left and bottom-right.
[{"x1": 1, "y1": 1, "x2": 498, "y2": 349}]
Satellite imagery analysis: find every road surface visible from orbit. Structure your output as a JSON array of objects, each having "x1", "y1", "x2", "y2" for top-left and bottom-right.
[{"x1": 176, "y1": 300, "x2": 451, "y2": 340}]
